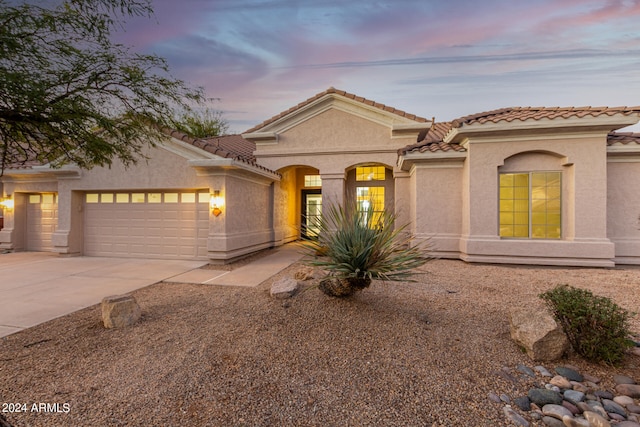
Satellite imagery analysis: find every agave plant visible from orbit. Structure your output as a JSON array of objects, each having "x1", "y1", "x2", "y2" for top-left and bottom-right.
[{"x1": 303, "y1": 200, "x2": 430, "y2": 297}]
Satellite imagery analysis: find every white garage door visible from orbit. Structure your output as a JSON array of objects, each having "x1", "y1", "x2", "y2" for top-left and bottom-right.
[
  {"x1": 26, "y1": 193, "x2": 58, "y2": 251},
  {"x1": 84, "y1": 190, "x2": 209, "y2": 259}
]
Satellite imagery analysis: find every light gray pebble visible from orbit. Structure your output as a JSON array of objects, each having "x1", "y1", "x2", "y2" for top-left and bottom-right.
[
  {"x1": 614, "y1": 375, "x2": 637, "y2": 385},
  {"x1": 562, "y1": 415, "x2": 590, "y2": 427},
  {"x1": 535, "y1": 366, "x2": 553, "y2": 377},
  {"x1": 542, "y1": 403, "x2": 573, "y2": 419},
  {"x1": 488, "y1": 392, "x2": 502, "y2": 403},
  {"x1": 614, "y1": 395, "x2": 635, "y2": 407},
  {"x1": 503, "y1": 406, "x2": 530, "y2": 427},
  {"x1": 564, "y1": 390, "x2": 585, "y2": 404},
  {"x1": 542, "y1": 415, "x2": 565, "y2": 427},
  {"x1": 517, "y1": 364, "x2": 536, "y2": 377},
  {"x1": 603, "y1": 398, "x2": 628, "y2": 417}
]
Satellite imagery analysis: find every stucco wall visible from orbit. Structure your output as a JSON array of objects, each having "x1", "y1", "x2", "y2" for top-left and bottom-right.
[
  {"x1": 459, "y1": 133, "x2": 614, "y2": 267},
  {"x1": 411, "y1": 163, "x2": 464, "y2": 257},
  {"x1": 607, "y1": 158, "x2": 640, "y2": 264}
]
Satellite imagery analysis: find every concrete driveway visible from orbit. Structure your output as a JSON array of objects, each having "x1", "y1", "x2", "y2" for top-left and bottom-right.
[{"x1": 0, "y1": 252, "x2": 206, "y2": 338}]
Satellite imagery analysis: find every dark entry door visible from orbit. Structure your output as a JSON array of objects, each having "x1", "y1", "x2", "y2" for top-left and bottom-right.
[{"x1": 301, "y1": 189, "x2": 322, "y2": 239}]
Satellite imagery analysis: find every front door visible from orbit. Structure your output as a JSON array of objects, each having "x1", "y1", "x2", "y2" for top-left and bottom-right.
[{"x1": 301, "y1": 190, "x2": 322, "y2": 239}]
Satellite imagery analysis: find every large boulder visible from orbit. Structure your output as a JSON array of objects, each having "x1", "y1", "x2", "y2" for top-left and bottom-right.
[
  {"x1": 509, "y1": 305, "x2": 569, "y2": 361},
  {"x1": 101, "y1": 294, "x2": 141, "y2": 328}
]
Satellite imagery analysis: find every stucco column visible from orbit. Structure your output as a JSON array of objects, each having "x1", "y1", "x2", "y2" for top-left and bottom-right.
[
  {"x1": 393, "y1": 169, "x2": 411, "y2": 229},
  {"x1": 319, "y1": 172, "x2": 345, "y2": 210}
]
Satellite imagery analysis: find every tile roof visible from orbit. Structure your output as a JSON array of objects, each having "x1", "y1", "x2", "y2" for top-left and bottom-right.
[
  {"x1": 400, "y1": 107, "x2": 640, "y2": 156},
  {"x1": 244, "y1": 87, "x2": 429, "y2": 133},
  {"x1": 164, "y1": 129, "x2": 278, "y2": 175},
  {"x1": 400, "y1": 122, "x2": 466, "y2": 155},
  {"x1": 607, "y1": 131, "x2": 640, "y2": 146},
  {"x1": 450, "y1": 106, "x2": 640, "y2": 128}
]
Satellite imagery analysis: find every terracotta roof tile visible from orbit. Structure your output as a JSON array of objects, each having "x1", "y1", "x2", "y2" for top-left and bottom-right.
[
  {"x1": 451, "y1": 106, "x2": 640, "y2": 128},
  {"x1": 399, "y1": 122, "x2": 466, "y2": 155},
  {"x1": 244, "y1": 87, "x2": 429, "y2": 133},
  {"x1": 165, "y1": 129, "x2": 278, "y2": 176},
  {"x1": 400, "y1": 116, "x2": 640, "y2": 156},
  {"x1": 607, "y1": 131, "x2": 640, "y2": 146}
]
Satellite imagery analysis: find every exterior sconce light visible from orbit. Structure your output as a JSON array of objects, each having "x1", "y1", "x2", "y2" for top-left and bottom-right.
[
  {"x1": 0, "y1": 195, "x2": 14, "y2": 210},
  {"x1": 210, "y1": 191, "x2": 223, "y2": 217}
]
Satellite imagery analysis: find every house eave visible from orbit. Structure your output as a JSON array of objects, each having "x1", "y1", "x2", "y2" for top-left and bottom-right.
[
  {"x1": 397, "y1": 151, "x2": 467, "y2": 171},
  {"x1": 188, "y1": 158, "x2": 280, "y2": 181},
  {"x1": 446, "y1": 115, "x2": 640, "y2": 143}
]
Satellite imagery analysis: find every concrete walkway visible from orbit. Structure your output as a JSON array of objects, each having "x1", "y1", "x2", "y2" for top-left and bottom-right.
[
  {"x1": 168, "y1": 243, "x2": 304, "y2": 287},
  {"x1": 0, "y1": 244, "x2": 304, "y2": 338}
]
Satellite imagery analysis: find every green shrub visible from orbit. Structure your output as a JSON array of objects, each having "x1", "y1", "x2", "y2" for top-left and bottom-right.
[{"x1": 539, "y1": 284, "x2": 635, "y2": 365}]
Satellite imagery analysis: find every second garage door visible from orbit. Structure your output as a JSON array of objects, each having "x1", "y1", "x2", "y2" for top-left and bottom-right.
[{"x1": 84, "y1": 190, "x2": 209, "y2": 259}]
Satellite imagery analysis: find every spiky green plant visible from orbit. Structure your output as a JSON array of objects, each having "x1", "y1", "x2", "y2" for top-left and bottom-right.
[{"x1": 303, "y1": 200, "x2": 430, "y2": 297}]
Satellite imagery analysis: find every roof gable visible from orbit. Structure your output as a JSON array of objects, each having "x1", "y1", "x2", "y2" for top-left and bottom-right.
[{"x1": 243, "y1": 87, "x2": 430, "y2": 138}]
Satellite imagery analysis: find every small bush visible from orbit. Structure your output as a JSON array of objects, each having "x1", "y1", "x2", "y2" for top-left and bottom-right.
[{"x1": 539, "y1": 285, "x2": 635, "y2": 365}]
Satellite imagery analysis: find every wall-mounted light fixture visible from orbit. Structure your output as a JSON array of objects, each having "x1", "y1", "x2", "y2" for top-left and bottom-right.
[
  {"x1": 0, "y1": 194, "x2": 14, "y2": 210},
  {"x1": 210, "y1": 190, "x2": 223, "y2": 217}
]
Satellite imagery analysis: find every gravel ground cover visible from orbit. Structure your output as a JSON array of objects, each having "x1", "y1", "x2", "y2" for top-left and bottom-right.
[{"x1": 1, "y1": 259, "x2": 638, "y2": 426}]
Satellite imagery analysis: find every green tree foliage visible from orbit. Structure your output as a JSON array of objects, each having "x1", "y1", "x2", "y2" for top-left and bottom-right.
[
  {"x1": 174, "y1": 108, "x2": 229, "y2": 139},
  {"x1": 0, "y1": 0, "x2": 205, "y2": 174}
]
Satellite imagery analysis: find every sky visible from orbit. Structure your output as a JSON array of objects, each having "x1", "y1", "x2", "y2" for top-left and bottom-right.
[{"x1": 113, "y1": 0, "x2": 640, "y2": 134}]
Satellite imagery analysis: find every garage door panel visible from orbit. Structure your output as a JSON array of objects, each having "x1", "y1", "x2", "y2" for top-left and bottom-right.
[
  {"x1": 26, "y1": 193, "x2": 58, "y2": 251},
  {"x1": 84, "y1": 190, "x2": 208, "y2": 260}
]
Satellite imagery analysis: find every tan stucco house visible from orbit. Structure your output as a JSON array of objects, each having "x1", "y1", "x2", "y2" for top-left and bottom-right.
[{"x1": 2, "y1": 88, "x2": 640, "y2": 267}]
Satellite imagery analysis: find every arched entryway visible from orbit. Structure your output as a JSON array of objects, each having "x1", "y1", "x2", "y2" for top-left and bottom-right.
[{"x1": 276, "y1": 165, "x2": 322, "y2": 241}]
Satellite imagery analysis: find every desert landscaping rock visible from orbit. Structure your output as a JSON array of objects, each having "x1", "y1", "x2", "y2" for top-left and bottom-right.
[
  {"x1": 603, "y1": 398, "x2": 628, "y2": 417},
  {"x1": 269, "y1": 277, "x2": 300, "y2": 299},
  {"x1": 509, "y1": 306, "x2": 569, "y2": 361},
  {"x1": 542, "y1": 403, "x2": 573, "y2": 419},
  {"x1": 503, "y1": 406, "x2": 530, "y2": 426},
  {"x1": 529, "y1": 388, "x2": 564, "y2": 406},
  {"x1": 101, "y1": 294, "x2": 141, "y2": 328},
  {"x1": 1, "y1": 259, "x2": 639, "y2": 426},
  {"x1": 514, "y1": 396, "x2": 532, "y2": 411},
  {"x1": 562, "y1": 415, "x2": 590, "y2": 427},
  {"x1": 615, "y1": 375, "x2": 638, "y2": 385},
  {"x1": 542, "y1": 416, "x2": 565, "y2": 427},
  {"x1": 617, "y1": 384, "x2": 640, "y2": 398},
  {"x1": 551, "y1": 375, "x2": 573, "y2": 389},
  {"x1": 555, "y1": 367, "x2": 584, "y2": 382},
  {"x1": 583, "y1": 411, "x2": 612, "y2": 427},
  {"x1": 563, "y1": 390, "x2": 585, "y2": 405},
  {"x1": 615, "y1": 395, "x2": 636, "y2": 407}
]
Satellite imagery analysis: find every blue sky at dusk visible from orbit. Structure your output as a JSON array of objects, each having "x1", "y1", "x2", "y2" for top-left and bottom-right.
[{"x1": 115, "y1": 0, "x2": 640, "y2": 133}]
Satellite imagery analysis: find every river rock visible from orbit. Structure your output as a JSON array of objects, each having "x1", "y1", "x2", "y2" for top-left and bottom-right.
[
  {"x1": 550, "y1": 375, "x2": 572, "y2": 389},
  {"x1": 614, "y1": 375, "x2": 637, "y2": 385},
  {"x1": 583, "y1": 411, "x2": 611, "y2": 427},
  {"x1": 614, "y1": 395, "x2": 635, "y2": 407},
  {"x1": 542, "y1": 404, "x2": 573, "y2": 419},
  {"x1": 563, "y1": 390, "x2": 585, "y2": 405},
  {"x1": 542, "y1": 416, "x2": 565, "y2": 427},
  {"x1": 555, "y1": 367, "x2": 584, "y2": 382},
  {"x1": 503, "y1": 406, "x2": 530, "y2": 426},
  {"x1": 616, "y1": 384, "x2": 640, "y2": 398},
  {"x1": 529, "y1": 389, "x2": 563, "y2": 406},
  {"x1": 562, "y1": 415, "x2": 590, "y2": 427}
]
